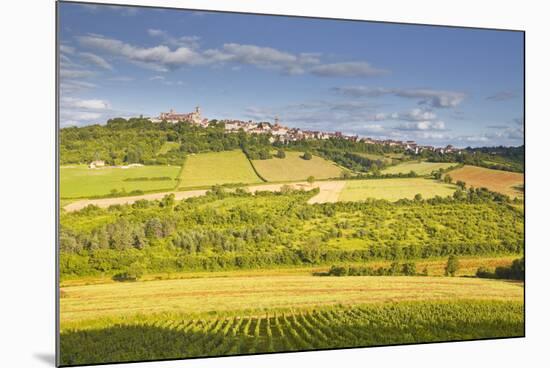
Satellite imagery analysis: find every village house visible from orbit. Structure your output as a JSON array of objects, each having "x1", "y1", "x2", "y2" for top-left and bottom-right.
[{"x1": 148, "y1": 107, "x2": 459, "y2": 153}]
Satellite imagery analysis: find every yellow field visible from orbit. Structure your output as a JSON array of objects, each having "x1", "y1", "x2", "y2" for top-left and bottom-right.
[
  {"x1": 338, "y1": 178, "x2": 456, "y2": 202},
  {"x1": 382, "y1": 161, "x2": 456, "y2": 175},
  {"x1": 178, "y1": 150, "x2": 262, "y2": 188},
  {"x1": 449, "y1": 165, "x2": 524, "y2": 198},
  {"x1": 60, "y1": 273, "x2": 523, "y2": 324},
  {"x1": 251, "y1": 151, "x2": 344, "y2": 182}
]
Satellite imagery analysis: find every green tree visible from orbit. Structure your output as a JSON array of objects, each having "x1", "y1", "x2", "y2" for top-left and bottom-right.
[
  {"x1": 402, "y1": 262, "x2": 417, "y2": 276},
  {"x1": 307, "y1": 176, "x2": 315, "y2": 185},
  {"x1": 445, "y1": 255, "x2": 460, "y2": 276},
  {"x1": 456, "y1": 180, "x2": 466, "y2": 190},
  {"x1": 414, "y1": 193, "x2": 423, "y2": 201},
  {"x1": 302, "y1": 152, "x2": 312, "y2": 160},
  {"x1": 443, "y1": 174, "x2": 453, "y2": 184},
  {"x1": 275, "y1": 149, "x2": 286, "y2": 159}
]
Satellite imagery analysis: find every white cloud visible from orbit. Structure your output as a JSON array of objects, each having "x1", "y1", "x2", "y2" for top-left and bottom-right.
[
  {"x1": 395, "y1": 89, "x2": 465, "y2": 108},
  {"x1": 148, "y1": 29, "x2": 201, "y2": 49},
  {"x1": 60, "y1": 44, "x2": 75, "y2": 55},
  {"x1": 149, "y1": 75, "x2": 165, "y2": 81},
  {"x1": 61, "y1": 97, "x2": 110, "y2": 110},
  {"x1": 360, "y1": 124, "x2": 385, "y2": 133},
  {"x1": 79, "y1": 52, "x2": 113, "y2": 70},
  {"x1": 78, "y1": 33, "x2": 387, "y2": 78},
  {"x1": 204, "y1": 43, "x2": 320, "y2": 75},
  {"x1": 395, "y1": 120, "x2": 446, "y2": 131},
  {"x1": 60, "y1": 97, "x2": 113, "y2": 127},
  {"x1": 333, "y1": 86, "x2": 466, "y2": 108},
  {"x1": 78, "y1": 34, "x2": 204, "y2": 71},
  {"x1": 311, "y1": 62, "x2": 388, "y2": 77},
  {"x1": 397, "y1": 108, "x2": 437, "y2": 121},
  {"x1": 64, "y1": 111, "x2": 103, "y2": 121}
]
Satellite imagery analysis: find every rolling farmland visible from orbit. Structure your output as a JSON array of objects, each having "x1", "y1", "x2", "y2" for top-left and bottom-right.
[
  {"x1": 381, "y1": 161, "x2": 456, "y2": 176},
  {"x1": 251, "y1": 151, "x2": 344, "y2": 182},
  {"x1": 449, "y1": 165, "x2": 524, "y2": 198},
  {"x1": 60, "y1": 165, "x2": 181, "y2": 198},
  {"x1": 59, "y1": 273, "x2": 524, "y2": 365},
  {"x1": 178, "y1": 150, "x2": 262, "y2": 189},
  {"x1": 338, "y1": 178, "x2": 456, "y2": 202}
]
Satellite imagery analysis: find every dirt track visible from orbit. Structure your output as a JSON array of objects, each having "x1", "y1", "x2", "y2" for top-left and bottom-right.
[
  {"x1": 307, "y1": 181, "x2": 346, "y2": 204},
  {"x1": 63, "y1": 181, "x2": 346, "y2": 212}
]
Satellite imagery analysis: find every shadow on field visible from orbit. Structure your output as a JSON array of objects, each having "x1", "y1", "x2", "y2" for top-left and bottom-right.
[
  {"x1": 60, "y1": 300, "x2": 525, "y2": 366},
  {"x1": 59, "y1": 325, "x2": 253, "y2": 366}
]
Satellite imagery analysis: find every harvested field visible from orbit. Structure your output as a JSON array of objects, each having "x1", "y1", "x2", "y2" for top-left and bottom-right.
[{"x1": 449, "y1": 165, "x2": 524, "y2": 198}]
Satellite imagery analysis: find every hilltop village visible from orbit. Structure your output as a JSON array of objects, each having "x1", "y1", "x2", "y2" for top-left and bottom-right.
[{"x1": 149, "y1": 107, "x2": 461, "y2": 155}]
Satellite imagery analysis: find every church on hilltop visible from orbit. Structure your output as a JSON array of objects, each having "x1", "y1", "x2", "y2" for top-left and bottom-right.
[{"x1": 151, "y1": 106, "x2": 208, "y2": 126}]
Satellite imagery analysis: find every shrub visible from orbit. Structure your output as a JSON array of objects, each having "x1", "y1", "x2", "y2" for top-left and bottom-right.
[
  {"x1": 113, "y1": 262, "x2": 145, "y2": 282},
  {"x1": 445, "y1": 255, "x2": 460, "y2": 276},
  {"x1": 402, "y1": 262, "x2": 417, "y2": 276},
  {"x1": 476, "y1": 266, "x2": 494, "y2": 278},
  {"x1": 328, "y1": 265, "x2": 348, "y2": 276},
  {"x1": 302, "y1": 152, "x2": 312, "y2": 160}
]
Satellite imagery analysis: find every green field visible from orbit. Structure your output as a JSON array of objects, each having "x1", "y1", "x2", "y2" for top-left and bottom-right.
[
  {"x1": 381, "y1": 161, "x2": 456, "y2": 175},
  {"x1": 251, "y1": 151, "x2": 345, "y2": 182},
  {"x1": 178, "y1": 150, "x2": 262, "y2": 189},
  {"x1": 338, "y1": 178, "x2": 457, "y2": 202},
  {"x1": 60, "y1": 165, "x2": 180, "y2": 198},
  {"x1": 59, "y1": 273, "x2": 523, "y2": 365}
]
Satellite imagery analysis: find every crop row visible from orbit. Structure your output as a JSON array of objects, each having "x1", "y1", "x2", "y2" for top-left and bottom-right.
[{"x1": 60, "y1": 300, "x2": 523, "y2": 366}]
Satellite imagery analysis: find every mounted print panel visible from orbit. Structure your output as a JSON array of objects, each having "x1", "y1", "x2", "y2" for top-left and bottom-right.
[{"x1": 56, "y1": 1, "x2": 525, "y2": 366}]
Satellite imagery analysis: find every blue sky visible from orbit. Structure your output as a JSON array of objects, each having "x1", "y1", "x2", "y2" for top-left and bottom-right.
[{"x1": 59, "y1": 2, "x2": 524, "y2": 147}]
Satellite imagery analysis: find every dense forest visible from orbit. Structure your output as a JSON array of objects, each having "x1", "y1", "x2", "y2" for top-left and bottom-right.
[{"x1": 59, "y1": 186, "x2": 524, "y2": 278}]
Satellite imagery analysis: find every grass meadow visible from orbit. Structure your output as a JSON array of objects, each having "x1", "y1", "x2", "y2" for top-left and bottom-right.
[
  {"x1": 251, "y1": 151, "x2": 345, "y2": 182},
  {"x1": 178, "y1": 150, "x2": 262, "y2": 189},
  {"x1": 338, "y1": 178, "x2": 457, "y2": 202},
  {"x1": 60, "y1": 165, "x2": 180, "y2": 198},
  {"x1": 449, "y1": 165, "x2": 524, "y2": 198},
  {"x1": 381, "y1": 161, "x2": 456, "y2": 175}
]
